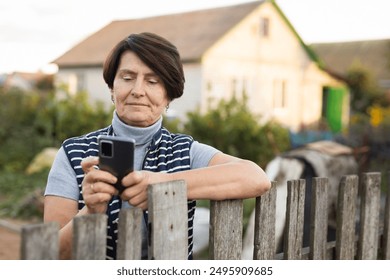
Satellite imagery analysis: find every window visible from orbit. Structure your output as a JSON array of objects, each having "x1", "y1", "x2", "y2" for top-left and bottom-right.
[
  {"x1": 273, "y1": 80, "x2": 287, "y2": 109},
  {"x1": 206, "y1": 81, "x2": 213, "y2": 93},
  {"x1": 68, "y1": 73, "x2": 86, "y2": 95},
  {"x1": 76, "y1": 73, "x2": 86, "y2": 93},
  {"x1": 260, "y1": 17, "x2": 270, "y2": 37},
  {"x1": 231, "y1": 78, "x2": 237, "y2": 97}
]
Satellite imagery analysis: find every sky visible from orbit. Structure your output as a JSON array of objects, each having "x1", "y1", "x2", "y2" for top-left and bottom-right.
[{"x1": 1, "y1": 0, "x2": 390, "y2": 74}]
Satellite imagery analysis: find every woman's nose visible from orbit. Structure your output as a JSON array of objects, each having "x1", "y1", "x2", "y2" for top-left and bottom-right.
[{"x1": 131, "y1": 78, "x2": 145, "y2": 97}]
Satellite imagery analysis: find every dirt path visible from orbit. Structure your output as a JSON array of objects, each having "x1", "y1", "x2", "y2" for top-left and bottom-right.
[
  {"x1": 0, "y1": 219, "x2": 28, "y2": 260},
  {"x1": 0, "y1": 227, "x2": 20, "y2": 260}
]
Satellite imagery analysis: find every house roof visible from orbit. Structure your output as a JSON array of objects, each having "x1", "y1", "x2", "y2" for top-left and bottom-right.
[
  {"x1": 53, "y1": 1, "x2": 264, "y2": 67},
  {"x1": 311, "y1": 39, "x2": 390, "y2": 86},
  {"x1": 54, "y1": 0, "x2": 325, "y2": 73}
]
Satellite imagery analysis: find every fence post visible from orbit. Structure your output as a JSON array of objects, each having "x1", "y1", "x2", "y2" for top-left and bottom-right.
[
  {"x1": 253, "y1": 181, "x2": 276, "y2": 260},
  {"x1": 358, "y1": 172, "x2": 381, "y2": 260},
  {"x1": 336, "y1": 175, "x2": 359, "y2": 260},
  {"x1": 383, "y1": 171, "x2": 390, "y2": 260},
  {"x1": 117, "y1": 207, "x2": 143, "y2": 260},
  {"x1": 147, "y1": 180, "x2": 188, "y2": 260},
  {"x1": 21, "y1": 222, "x2": 59, "y2": 260},
  {"x1": 283, "y1": 179, "x2": 305, "y2": 260},
  {"x1": 72, "y1": 213, "x2": 107, "y2": 260},
  {"x1": 309, "y1": 177, "x2": 329, "y2": 260},
  {"x1": 209, "y1": 199, "x2": 243, "y2": 260}
]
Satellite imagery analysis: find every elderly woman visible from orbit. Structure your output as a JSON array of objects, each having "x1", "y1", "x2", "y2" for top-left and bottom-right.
[{"x1": 44, "y1": 32, "x2": 271, "y2": 260}]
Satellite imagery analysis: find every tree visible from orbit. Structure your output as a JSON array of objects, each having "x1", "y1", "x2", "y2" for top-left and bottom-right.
[{"x1": 346, "y1": 62, "x2": 387, "y2": 114}]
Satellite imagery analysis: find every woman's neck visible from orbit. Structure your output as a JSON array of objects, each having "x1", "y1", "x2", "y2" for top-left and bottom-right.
[{"x1": 112, "y1": 111, "x2": 162, "y2": 146}]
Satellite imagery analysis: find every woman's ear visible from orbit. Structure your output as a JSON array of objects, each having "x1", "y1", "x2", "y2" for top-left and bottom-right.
[{"x1": 110, "y1": 89, "x2": 114, "y2": 103}]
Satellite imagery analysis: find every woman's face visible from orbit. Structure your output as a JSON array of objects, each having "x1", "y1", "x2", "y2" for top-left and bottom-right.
[{"x1": 112, "y1": 50, "x2": 169, "y2": 127}]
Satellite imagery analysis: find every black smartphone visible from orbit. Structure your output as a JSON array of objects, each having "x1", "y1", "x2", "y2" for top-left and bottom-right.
[{"x1": 98, "y1": 135, "x2": 135, "y2": 193}]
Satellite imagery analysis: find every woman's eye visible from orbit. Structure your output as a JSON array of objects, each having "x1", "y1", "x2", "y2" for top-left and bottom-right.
[
  {"x1": 123, "y1": 75, "x2": 133, "y2": 80},
  {"x1": 148, "y1": 79, "x2": 158, "y2": 84}
]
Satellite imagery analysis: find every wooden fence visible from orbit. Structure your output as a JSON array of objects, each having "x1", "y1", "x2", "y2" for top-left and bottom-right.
[{"x1": 21, "y1": 172, "x2": 390, "y2": 260}]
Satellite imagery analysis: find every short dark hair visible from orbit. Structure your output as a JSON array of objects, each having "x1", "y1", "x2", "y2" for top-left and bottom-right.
[{"x1": 103, "y1": 32, "x2": 185, "y2": 101}]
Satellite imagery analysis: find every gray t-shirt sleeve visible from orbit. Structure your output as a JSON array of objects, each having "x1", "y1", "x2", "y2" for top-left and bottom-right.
[
  {"x1": 190, "y1": 141, "x2": 220, "y2": 169},
  {"x1": 44, "y1": 146, "x2": 80, "y2": 201}
]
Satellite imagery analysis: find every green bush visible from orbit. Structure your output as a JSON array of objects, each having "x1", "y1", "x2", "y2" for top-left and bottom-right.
[
  {"x1": 182, "y1": 95, "x2": 291, "y2": 167},
  {"x1": 0, "y1": 88, "x2": 112, "y2": 173},
  {"x1": 0, "y1": 88, "x2": 53, "y2": 172},
  {"x1": 49, "y1": 91, "x2": 113, "y2": 143},
  {"x1": 0, "y1": 87, "x2": 113, "y2": 219}
]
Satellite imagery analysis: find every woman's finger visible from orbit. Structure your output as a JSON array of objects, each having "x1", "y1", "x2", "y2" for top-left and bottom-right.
[
  {"x1": 81, "y1": 156, "x2": 99, "y2": 174},
  {"x1": 86, "y1": 180, "x2": 118, "y2": 196},
  {"x1": 83, "y1": 166, "x2": 118, "y2": 187}
]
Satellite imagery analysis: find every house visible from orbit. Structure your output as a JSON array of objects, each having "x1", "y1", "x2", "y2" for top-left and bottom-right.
[
  {"x1": 53, "y1": 0, "x2": 348, "y2": 132},
  {"x1": 1, "y1": 71, "x2": 53, "y2": 91},
  {"x1": 311, "y1": 38, "x2": 390, "y2": 94}
]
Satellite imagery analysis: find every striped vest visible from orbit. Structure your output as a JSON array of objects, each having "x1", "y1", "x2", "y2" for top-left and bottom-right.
[{"x1": 62, "y1": 125, "x2": 196, "y2": 259}]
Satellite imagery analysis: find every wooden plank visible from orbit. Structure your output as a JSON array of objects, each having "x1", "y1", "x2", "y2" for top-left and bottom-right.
[
  {"x1": 283, "y1": 179, "x2": 305, "y2": 260},
  {"x1": 336, "y1": 175, "x2": 358, "y2": 260},
  {"x1": 72, "y1": 214, "x2": 107, "y2": 260},
  {"x1": 382, "y1": 171, "x2": 390, "y2": 259},
  {"x1": 309, "y1": 177, "x2": 329, "y2": 260},
  {"x1": 148, "y1": 180, "x2": 188, "y2": 260},
  {"x1": 117, "y1": 207, "x2": 143, "y2": 260},
  {"x1": 21, "y1": 222, "x2": 59, "y2": 260},
  {"x1": 357, "y1": 172, "x2": 381, "y2": 260},
  {"x1": 209, "y1": 199, "x2": 243, "y2": 260},
  {"x1": 253, "y1": 181, "x2": 276, "y2": 260}
]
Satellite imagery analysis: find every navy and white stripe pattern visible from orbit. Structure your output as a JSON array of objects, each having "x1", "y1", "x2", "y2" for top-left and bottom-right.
[{"x1": 62, "y1": 125, "x2": 195, "y2": 259}]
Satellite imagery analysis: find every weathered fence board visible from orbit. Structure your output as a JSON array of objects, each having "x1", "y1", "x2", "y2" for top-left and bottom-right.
[
  {"x1": 253, "y1": 181, "x2": 276, "y2": 260},
  {"x1": 309, "y1": 177, "x2": 329, "y2": 260},
  {"x1": 284, "y1": 179, "x2": 305, "y2": 259},
  {"x1": 72, "y1": 213, "x2": 107, "y2": 260},
  {"x1": 383, "y1": 172, "x2": 390, "y2": 259},
  {"x1": 358, "y1": 172, "x2": 381, "y2": 260},
  {"x1": 147, "y1": 180, "x2": 188, "y2": 260},
  {"x1": 209, "y1": 199, "x2": 243, "y2": 260},
  {"x1": 117, "y1": 207, "x2": 143, "y2": 260},
  {"x1": 335, "y1": 175, "x2": 359, "y2": 260},
  {"x1": 21, "y1": 222, "x2": 59, "y2": 260}
]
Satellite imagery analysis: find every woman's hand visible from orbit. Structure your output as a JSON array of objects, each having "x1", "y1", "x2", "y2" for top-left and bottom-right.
[
  {"x1": 121, "y1": 171, "x2": 168, "y2": 210},
  {"x1": 81, "y1": 156, "x2": 118, "y2": 214}
]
